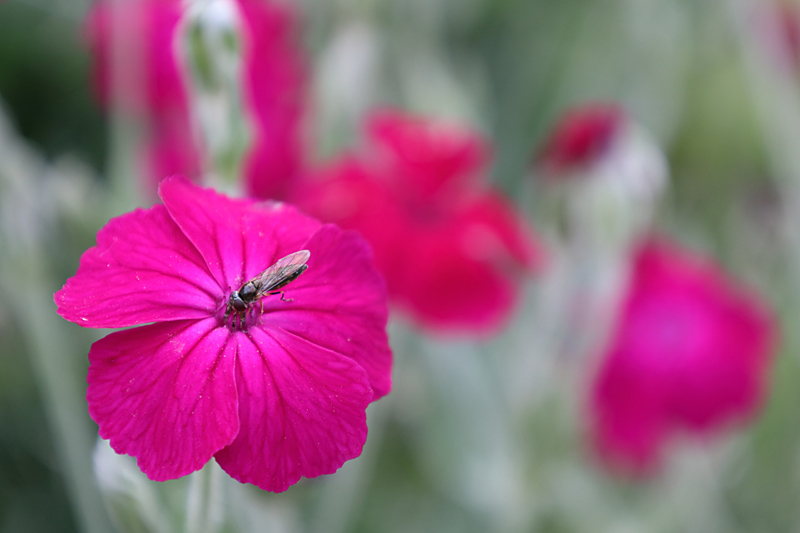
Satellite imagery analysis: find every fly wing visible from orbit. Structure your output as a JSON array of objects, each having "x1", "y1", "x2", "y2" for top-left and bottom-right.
[{"x1": 256, "y1": 250, "x2": 311, "y2": 296}]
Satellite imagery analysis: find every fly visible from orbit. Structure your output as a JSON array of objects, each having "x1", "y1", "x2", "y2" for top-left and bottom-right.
[{"x1": 224, "y1": 250, "x2": 310, "y2": 328}]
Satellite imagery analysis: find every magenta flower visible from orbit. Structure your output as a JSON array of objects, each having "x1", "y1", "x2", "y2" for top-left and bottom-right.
[
  {"x1": 85, "y1": 0, "x2": 200, "y2": 190},
  {"x1": 237, "y1": 0, "x2": 306, "y2": 200},
  {"x1": 85, "y1": 0, "x2": 306, "y2": 199},
  {"x1": 754, "y1": 1, "x2": 800, "y2": 72},
  {"x1": 537, "y1": 103, "x2": 625, "y2": 176},
  {"x1": 590, "y1": 238, "x2": 777, "y2": 472},
  {"x1": 55, "y1": 176, "x2": 392, "y2": 492},
  {"x1": 295, "y1": 109, "x2": 546, "y2": 336}
]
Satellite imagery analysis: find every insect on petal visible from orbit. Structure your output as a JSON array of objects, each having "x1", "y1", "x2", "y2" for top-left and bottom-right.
[{"x1": 263, "y1": 225, "x2": 392, "y2": 399}]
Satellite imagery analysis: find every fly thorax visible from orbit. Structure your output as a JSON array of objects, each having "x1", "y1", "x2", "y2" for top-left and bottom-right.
[{"x1": 239, "y1": 281, "x2": 258, "y2": 302}]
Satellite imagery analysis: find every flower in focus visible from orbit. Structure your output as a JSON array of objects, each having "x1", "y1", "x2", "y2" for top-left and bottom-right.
[
  {"x1": 590, "y1": 238, "x2": 777, "y2": 472},
  {"x1": 54, "y1": 176, "x2": 392, "y2": 492},
  {"x1": 295, "y1": 108, "x2": 545, "y2": 336},
  {"x1": 85, "y1": 0, "x2": 305, "y2": 198}
]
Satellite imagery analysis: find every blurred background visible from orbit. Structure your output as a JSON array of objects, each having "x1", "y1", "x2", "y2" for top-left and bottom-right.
[{"x1": 2, "y1": 0, "x2": 800, "y2": 531}]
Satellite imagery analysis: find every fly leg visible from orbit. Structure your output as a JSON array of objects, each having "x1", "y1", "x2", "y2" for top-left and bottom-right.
[
  {"x1": 223, "y1": 305, "x2": 234, "y2": 327},
  {"x1": 269, "y1": 291, "x2": 293, "y2": 302}
]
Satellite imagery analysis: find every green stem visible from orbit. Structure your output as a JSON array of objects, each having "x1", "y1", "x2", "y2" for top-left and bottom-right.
[
  {"x1": 181, "y1": 0, "x2": 251, "y2": 196},
  {"x1": 185, "y1": 460, "x2": 225, "y2": 533}
]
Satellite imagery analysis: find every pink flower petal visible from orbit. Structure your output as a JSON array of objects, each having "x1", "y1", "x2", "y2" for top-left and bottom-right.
[
  {"x1": 537, "y1": 103, "x2": 625, "y2": 175},
  {"x1": 87, "y1": 319, "x2": 239, "y2": 481},
  {"x1": 394, "y1": 223, "x2": 519, "y2": 335},
  {"x1": 143, "y1": 120, "x2": 201, "y2": 192},
  {"x1": 366, "y1": 108, "x2": 489, "y2": 201},
  {"x1": 457, "y1": 192, "x2": 547, "y2": 273},
  {"x1": 292, "y1": 157, "x2": 409, "y2": 293},
  {"x1": 257, "y1": 202, "x2": 324, "y2": 260},
  {"x1": 294, "y1": 109, "x2": 545, "y2": 337},
  {"x1": 262, "y1": 224, "x2": 392, "y2": 399},
  {"x1": 214, "y1": 326, "x2": 373, "y2": 492},
  {"x1": 54, "y1": 204, "x2": 221, "y2": 328},
  {"x1": 592, "y1": 351, "x2": 667, "y2": 471},
  {"x1": 85, "y1": 0, "x2": 187, "y2": 114},
  {"x1": 158, "y1": 176, "x2": 322, "y2": 291},
  {"x1": 239, "y1": 0, "x2": 306, "y2": 201},
  {"x1": 158, "y1": 176, "x2": 261, "y2": 288},
  {"x1": 389, "y1": 194, "x2": 545, "y2": 335},
  {"x1": 590, "y1": 238, "x2": 777, "y2": 472}
]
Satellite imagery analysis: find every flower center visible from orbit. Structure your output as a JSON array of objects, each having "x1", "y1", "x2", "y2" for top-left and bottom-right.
[{"x1": 220, "y1": 291, "x2": 263, "y2": 331}]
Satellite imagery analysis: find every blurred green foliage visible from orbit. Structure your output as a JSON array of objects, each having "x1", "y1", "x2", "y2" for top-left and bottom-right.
[{"x1": 0, "y1": 1, "x2": 106, "y2": 171}]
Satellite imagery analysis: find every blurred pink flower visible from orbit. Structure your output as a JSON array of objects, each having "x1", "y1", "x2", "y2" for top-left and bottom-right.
[
  {"x1": 295, "y1": 109, "x2": 546, "y2": 337},
  {"x1": 86, "y1": 0, "x2": 199, "y2": 188},
  {"x1": 237, "y1": 0, "x2": 306, "y2": 200},
  {"x1": 55, "y1": 176, "x2": 392, "y2": 492},
  {"x1": 776, "y1": 3, "x2": 800, "y2": 65},
  {"x1": 85, "y1": 0, "x2": 305, "y2": 198},
  {"x1": 537, "y1": 103, "x2": 625, "y2": 176},
  {"x1": 755, "y1": 2, "x2": 800, "y2": 72},
  {"x1": 590, "y1": 238, "x2": 777, "y2": 472}
]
